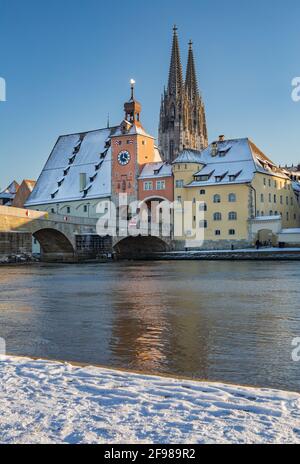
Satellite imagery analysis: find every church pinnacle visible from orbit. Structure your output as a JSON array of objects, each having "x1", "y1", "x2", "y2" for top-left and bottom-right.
[
  {"x1": 159, "y1": 27, "x2": 208, "y2": 162},
  {"x1": 185, "y1": 40, "x2": 199, "y2": 100},
  {"x1": 168, "y1": 25, "x2": 184, "y2": 97}
]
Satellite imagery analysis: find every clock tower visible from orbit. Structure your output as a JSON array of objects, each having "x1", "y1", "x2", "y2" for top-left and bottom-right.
[{"x1": 111, "y1": 81, "x2": 157, "y2": 206}]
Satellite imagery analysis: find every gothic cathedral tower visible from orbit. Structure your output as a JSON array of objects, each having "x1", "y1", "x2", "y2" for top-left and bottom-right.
[{"x1": 158, "y1": 26, "x2": 208, "y2": 162}]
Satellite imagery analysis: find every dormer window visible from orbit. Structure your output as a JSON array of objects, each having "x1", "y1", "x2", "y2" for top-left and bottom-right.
[
  {"x1": 90, "y1": 173, "x2": 98, "y2": 183},
  {"x1": 73, "y1": 145, "x2": 81, "y2": 155},
  {"x1": 229, "y1": 171, "x2": 242, "y2": 182},
  {"x1": 195, "y1": 175, "x2": 208, "y2": 182},
  {"x1": 95, "y1": 161, "x2": 103, "y2": 171},
  {"x1": 211, "y1": 143, "x2": 218, "y2": 157},
  {"x1": 215, "y1": 171, "x2": 228, "y2": 183},
  {"x1": 83, "y1": 185, "x2": 92, "y2": 198},
  {"x1": 218, "y1": 147, "x2": 231, "y2": 157}
]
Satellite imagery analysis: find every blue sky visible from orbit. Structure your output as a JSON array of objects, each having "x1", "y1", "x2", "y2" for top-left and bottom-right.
[{"x1": 0, "y1": 0, "x2": 299, "y2": 188}]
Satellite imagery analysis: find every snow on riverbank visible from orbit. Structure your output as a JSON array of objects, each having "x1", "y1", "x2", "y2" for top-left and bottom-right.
[{"x1": 0, "y1": 356, "x2": 299, "y2": 444}]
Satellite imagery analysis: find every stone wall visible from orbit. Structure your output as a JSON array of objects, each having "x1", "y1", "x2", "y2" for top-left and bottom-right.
[
  {"x1": 173, "y1": 239, "x2": 252, "y2": 251},
  {"x1": 0, "y1": 232, "x2": 32, "y2": 259}
]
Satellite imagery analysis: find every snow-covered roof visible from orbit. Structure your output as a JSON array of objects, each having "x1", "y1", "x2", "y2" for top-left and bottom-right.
[
  {"x1": 0, "y1": 192, "x2": 14, "y2": 200},
  {"x1": 173, "y1": 150, "x2": 203, "y2": 164},
  {"x1": 0, "y1": 180, "x2": 19, "y2": 196},
  {"x1": 280, "y1": 228, "x2": 300, "y2": 234},
  {"x1": 26, "y1": 128, "x2": 118, "y2": 206},
  {"x1": 175, "y1": 139, "x2": 290, "y2": 188},
  {"x1": 139, "y1": 162, "x2": 173, "y2": 180},
  {"x1": 292, "y1": 181, "x2": 300, "y2": 193},
  {"x1": 253, "y1": 215, "x2": 282, "y2": 221},
  {"x1": 153, "y1": 146, "x2": 163, "y2": 162},
  {"x1": 111, "y1": 121, "x2": 154, "y2": 139}
]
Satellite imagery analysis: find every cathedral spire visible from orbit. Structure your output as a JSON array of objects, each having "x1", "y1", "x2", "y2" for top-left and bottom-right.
[
  {"x1": 185, "y1": 40, "x2": 199, "y2": 100},
  {"x1": 159, "y1": 28, "x2": 208, "y2": 162},
  {"x1": 168, "y1": 25, "x2": 184, "y2": 96}
]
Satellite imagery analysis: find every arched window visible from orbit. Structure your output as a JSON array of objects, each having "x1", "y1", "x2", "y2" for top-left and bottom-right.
[
  {"x1": 228, "y1": 193, "x2": 236, "y2": 202},
  {"x1": 199, "y1": 202, "x2": 207, "y2": 212},
  {"x1": 213, "y1": 212, "x2": 222, "y2": 221},
  {"x1": 229, "y1": 229, "x2": 236, "y2": 236},
  {"x1": 228, "y1": 212, "x2": 237, "y2": 220},
  {"x1": 170, "y1": 140, "x2": 174, "y2": 160},
  {"x1": 213, "y1": 194, "x2": 221, "y2": 203}
]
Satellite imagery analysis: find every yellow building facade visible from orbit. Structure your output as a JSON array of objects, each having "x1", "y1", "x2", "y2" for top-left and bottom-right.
[{"x1": 173, "y1": 138, "x2": 300, "y2": 250}]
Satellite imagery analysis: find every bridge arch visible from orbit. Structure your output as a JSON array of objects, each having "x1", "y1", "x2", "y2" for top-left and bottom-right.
[
  {"x1": 113, "y1": 236, "x2": 170, "y2": 259},
  {"x1": 33, "y1": 228, "x2": 75, "y2": 262},
  {"x1": 141, "y1": 195, "x2": 170, "y2": 204}
]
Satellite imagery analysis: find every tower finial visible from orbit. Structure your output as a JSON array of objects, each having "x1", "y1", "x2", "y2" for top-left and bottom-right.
[
  {"x1": 107, "y1": 113, "x2": 110, "y2": 129},
  {"x1": 130, "y1": 78, "x2": 136, "y2": 100},
  {"x1": 189, "y1": 40, "x2": 193, "y2": 49},
  {"x1": 173, "y1": 24, "x2": 178, "y2": 33},
  {"x1": 124, "y1": 79, "x2": 142, "y2": 126}
]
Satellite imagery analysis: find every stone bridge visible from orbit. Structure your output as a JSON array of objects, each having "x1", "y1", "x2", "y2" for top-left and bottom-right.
[
  {"x1": 0, "y1": 205, "x2": 106, "y2": 262},
  {"x1": 0, "y1": 206, "x2": 173, "y2": 262}
]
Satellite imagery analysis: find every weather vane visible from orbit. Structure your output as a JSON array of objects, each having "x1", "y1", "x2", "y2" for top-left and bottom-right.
[{"x1": 130, "y1": 78, "x2": 136, "y2": 99}]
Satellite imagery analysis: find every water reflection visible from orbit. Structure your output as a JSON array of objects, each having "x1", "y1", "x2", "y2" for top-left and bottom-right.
[{"x1": 0, "y1": 261, "x2": 299, "y2": 392}]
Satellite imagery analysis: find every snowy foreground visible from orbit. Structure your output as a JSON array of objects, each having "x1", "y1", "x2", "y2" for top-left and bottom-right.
[{"x1": 0, "y1": 357, "x2": 300, "y2": 444}]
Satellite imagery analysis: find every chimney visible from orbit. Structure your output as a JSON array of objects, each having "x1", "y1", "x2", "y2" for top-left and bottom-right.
[
  {"x1": 211, "y1": 142, "x2": 218, "y2": 157},
  {"x1": 219, "y1": 135, "x2": 225, "y2": 142},
  {"x1": 79, "y1": 173, "x2": 87, "y2": 191}
]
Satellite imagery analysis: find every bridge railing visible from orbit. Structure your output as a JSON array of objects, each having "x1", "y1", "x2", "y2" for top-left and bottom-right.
[
  {"x1": 46, "y1": 212, "x2": 98, "y2": 226},
  {"x1": 0, "y1": 205, "x2": 98, "y2": 227}
]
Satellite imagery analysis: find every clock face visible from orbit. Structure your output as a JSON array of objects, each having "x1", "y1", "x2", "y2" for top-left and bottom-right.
[{"x1": 118, "y1": 150, "x2": 131, "y2": 166}]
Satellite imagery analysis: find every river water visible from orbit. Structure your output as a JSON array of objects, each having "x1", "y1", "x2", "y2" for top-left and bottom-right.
[{"x1": 0, "y1": 261, "x2": 299, "y2": 392}]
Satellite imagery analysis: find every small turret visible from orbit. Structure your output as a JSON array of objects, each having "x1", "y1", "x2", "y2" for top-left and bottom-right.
[{"x1": 124, "y1": 79, "x2": 142, "y2": 126}]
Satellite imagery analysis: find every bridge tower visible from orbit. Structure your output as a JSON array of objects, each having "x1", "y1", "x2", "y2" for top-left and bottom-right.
[{"x1": 111, "y1": 81, "x2": 157, "y2": 207}]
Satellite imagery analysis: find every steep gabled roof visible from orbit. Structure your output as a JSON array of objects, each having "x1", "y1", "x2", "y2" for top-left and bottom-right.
[
  {"x1": 0, "y1": 180, "x2": 19, "y2": 196},
  {"x1": 139, "y1": 162, "x2": 173, "y2": 180},
  {"x1": 175, "y1": 138, "x2": 290, "y2": 188},
  {"x1": 25, "y1": 127, "x2": 118, "y2": 206},
  {"x1": 173, "y1": 149, "x2": 203, "y2": 164}
]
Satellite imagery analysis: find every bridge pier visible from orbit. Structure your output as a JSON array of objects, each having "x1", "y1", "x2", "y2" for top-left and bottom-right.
[{"x1": 0, "y1": 231, "x2": 33, "y2": 263}]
